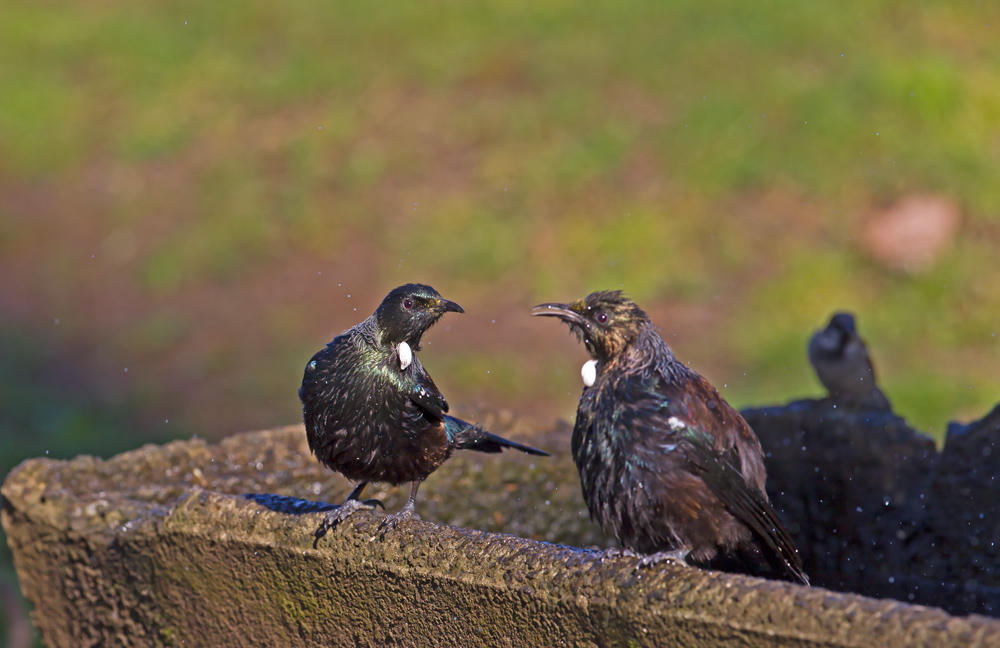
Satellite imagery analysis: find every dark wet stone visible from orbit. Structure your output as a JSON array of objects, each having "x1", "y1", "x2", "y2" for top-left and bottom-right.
[
  {"x1": 744, "y1": 399, "x2": 1000, "y2": 617},
  {"x1": 901, "y1": 404, "x2": 1000, "y2": 614}
]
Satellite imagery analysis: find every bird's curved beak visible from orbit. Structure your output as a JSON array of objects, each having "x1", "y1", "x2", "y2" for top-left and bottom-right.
[
  {"x1": 436, "y1": 298, "x2": 465, "y2": 314},
  {"x1": 531, "y1": 303, "x2": 585, "y2": 326}
]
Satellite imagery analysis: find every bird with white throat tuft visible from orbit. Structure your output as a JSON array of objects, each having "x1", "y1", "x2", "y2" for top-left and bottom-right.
[
  {"x1": 300, "y1": 282, "x2": 549, "y2": 546},
  {"x1": 398, "y1": 341, "x2": 412, "y2": 370},
  {"x1": 581, "y1": 359, "x2": 598, "y2": 387}
]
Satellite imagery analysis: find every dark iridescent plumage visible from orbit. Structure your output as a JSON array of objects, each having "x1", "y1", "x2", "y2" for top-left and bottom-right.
[
  {"x1": 808, "y1": 312, "x2": 891, "y2": 410},
  {"x1": 533, "y1": 290, "x2": 808, "y2": 584},
  {"x1": 301, "y1": 283, "x2": 548, "y2": 542}
]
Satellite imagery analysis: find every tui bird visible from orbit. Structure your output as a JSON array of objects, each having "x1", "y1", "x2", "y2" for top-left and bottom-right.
[
  {"x1": 533, "y1": 290, "x2": 808, "y2": 585},
  {"x1": 300, "y1": 283, "x2": 548, "y2": 543},
  {"x1": 808, "y1": 312, "x2": 891, "y2": 411}
]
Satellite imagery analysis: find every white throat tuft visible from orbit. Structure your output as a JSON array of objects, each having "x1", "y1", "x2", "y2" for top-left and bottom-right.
[
  {"x1": 581, "y1": 359, "x2": 598, "y2": 387},
  {"x1": 398, "y1": 341, "x2": 413, "y2": 370}
]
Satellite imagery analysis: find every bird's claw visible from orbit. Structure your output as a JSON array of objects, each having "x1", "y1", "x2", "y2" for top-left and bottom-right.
[
  {"x1": 635, "y1": 548, "x2": 690, "y2": 570},
  {"x1": 376, "y1": 506, "x2": 418, "y2": 538},
  {"x1": 599, "y1": 547, "x2": 639, "y2": 561},
  {"x1": 312, "y1": 499, "x2": 378, "y2": 547}
]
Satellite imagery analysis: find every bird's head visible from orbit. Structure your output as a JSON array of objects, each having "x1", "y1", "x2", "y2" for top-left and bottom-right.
[
  {"x1": 813, "y1": 311, "x2": 857, "y2": 354},
  {"x1": 827, "y1": 312, "x2": 857, "y2": 336},
  {"x1": 374, "y1": 283, "x2": 464, "y2": 349},
  {"x1": 532, "y1": 290, "x2": 650, "y2": 362}
]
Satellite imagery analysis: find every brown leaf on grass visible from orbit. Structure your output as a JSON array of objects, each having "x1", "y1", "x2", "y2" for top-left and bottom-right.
[{"x1": 861, "y1": 194, "x2": 961, "y2": 274}]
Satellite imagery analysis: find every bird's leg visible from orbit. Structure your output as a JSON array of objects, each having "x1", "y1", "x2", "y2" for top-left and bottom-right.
[
  {"x1": 345, "y1": 481, "x2": 386, "y2": 511},
  {"x1": 636, "y1": 547, "x2": 691, "y2": 569},
  {"x1": 377, "y1": 481, "x2": 422, "y2": 537},
  {"x1": 313, "y1": 481, "x2": 386, "y2": 546}
]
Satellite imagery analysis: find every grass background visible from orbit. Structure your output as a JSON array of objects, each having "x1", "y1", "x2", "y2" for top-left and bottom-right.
[{"x1": 2, "y1": 0, "x2": 999, "y2": 642}]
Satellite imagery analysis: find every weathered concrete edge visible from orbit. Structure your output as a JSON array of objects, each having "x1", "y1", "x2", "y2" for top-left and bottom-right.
[
  {"x1": 4, "y1": 449, "x2": 1000, "y2": 648},
  {"x1": 166, "y1": 491, "x2": 1000, "y2": 648}
]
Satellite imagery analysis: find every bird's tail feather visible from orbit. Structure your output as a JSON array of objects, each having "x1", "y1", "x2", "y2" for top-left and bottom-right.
[{"x1": 444, "y1": 416, "x2": 549, "y2": 456}]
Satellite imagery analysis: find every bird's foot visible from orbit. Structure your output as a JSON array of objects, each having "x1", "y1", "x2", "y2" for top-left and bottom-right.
[
  {"x1": 636, "y1": 548, "x2": 690, "y2": 570},
  {"x1": 313, "y1": 498, "x2": 386, "y2": 547},
  {"x1": 376, "y1": 503, "x2": 420, "y2": 538},
  {"x1": 599, "y1": 547, "x2": 639, "y2": 562}
]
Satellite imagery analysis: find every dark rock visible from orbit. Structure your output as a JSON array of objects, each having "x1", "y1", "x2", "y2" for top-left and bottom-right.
[
  {"x1": 743, "y1": 399, "x2": 1000, "y2": 617},
  {"x1": 902, "y1": 405, "x2": 1000, "y2": 612}
]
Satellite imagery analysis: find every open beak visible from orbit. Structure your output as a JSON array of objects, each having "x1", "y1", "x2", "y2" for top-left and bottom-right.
[
  {"x1": 436, "y1": 298, "x2": 465, "y2": 314},
  {"x1": 531, "y1": 303, "x2": 586, "y2": 326}
]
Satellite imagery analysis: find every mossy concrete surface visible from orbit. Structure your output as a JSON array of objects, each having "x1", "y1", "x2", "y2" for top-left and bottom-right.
[{"x1": 3, "y1": 412, "x2": 1000, "y2": 647}]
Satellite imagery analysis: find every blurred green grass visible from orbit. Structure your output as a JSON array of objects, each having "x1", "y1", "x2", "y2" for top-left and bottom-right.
[
  {"x1": 1, "y1": 0, "x2": 996, "y2": 452},
  {"x1": 1, "y1": 0, "x2": 998, "y2": 457},
  {"x1": 2, "y1": 1, "x2": 1000, "y2": 640}
]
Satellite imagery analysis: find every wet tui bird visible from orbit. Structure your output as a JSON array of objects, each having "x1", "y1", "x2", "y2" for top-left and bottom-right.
[
  {"x1": 301, "y1": 283, "x2": 548, "y2": 543},
  {"x1": 809, "y1": 312, "x2": 891, "y2": 411},
  {"x1": 533, "y1": 290, "x2": 808, "y2": 585}
]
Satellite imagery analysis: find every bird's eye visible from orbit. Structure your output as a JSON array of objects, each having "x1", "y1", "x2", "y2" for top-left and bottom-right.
[
  {"x1": 596, "y1": 312, "x2": 609, "y2": 324},
  {"x1": 403, "y1": 298, "x2": 414, "y2": 310}
]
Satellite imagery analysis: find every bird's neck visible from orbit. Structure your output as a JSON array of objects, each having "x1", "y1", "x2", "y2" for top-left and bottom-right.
[
  {"x1": 352, "y1": 315, "x2": 375, "y2": 339},
  {"x1": 602, "y1": 323, "x2": 678, "y2": 377},
  {"x1": 353, "y1": 316, "x2": 391, "y2": 353},
  {"x1": 376, "y1": 328, "x2": 424, "y2": 352}
]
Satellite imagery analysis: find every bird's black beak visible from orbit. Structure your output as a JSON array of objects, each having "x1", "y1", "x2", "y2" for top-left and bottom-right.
[
  {"x1": 436, "y1": 299, "x2": 465, "y2": 314},
  {"x1": 531, "y1": 303, "x2": 586, "y2": 326}
]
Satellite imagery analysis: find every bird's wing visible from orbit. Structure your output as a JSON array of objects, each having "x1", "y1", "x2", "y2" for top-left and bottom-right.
[
  {"x1": 629, "y1": 372, "x2": 807, "y2": 584},
  {"x1": 659, "y1": 371, "x2": 767, "y2": 485},
  {"x1": 679, "y1": 428, "x2": 807, "y2": 583},
  {"x1": 407, "y1": 361, "x2": 450, "y2": 420}
]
